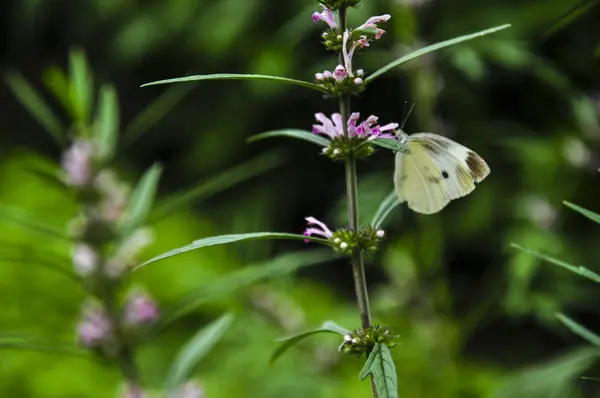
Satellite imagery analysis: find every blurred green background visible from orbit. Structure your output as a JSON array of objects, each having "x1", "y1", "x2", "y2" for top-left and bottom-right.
[{"x1": 1, "y1": 0, "x2": 600, "y2": 397}]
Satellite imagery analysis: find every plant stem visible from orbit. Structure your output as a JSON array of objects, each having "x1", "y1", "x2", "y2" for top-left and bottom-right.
[{"x1": 338, "y1": 5, "x2": 377, "y2": 398}]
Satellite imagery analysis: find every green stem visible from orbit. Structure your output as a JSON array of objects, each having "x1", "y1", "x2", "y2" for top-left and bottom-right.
[{"x1": 338, "y1": 5, "x2": 377, "y2": 398}]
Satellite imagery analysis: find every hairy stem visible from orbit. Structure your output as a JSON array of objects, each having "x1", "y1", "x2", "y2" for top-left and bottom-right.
[{"x1": 338, "y1": 5, "x2": 377, "y2": 398}]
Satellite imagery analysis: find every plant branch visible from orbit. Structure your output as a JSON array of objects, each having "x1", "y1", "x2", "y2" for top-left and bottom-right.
[{"x1": 338, "y1": 4, "x2": 377, "y2": 398}]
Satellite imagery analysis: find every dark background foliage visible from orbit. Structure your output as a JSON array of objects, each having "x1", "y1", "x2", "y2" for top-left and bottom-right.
[{"x1": 1, "y1": 0, "x2": 600, "y2": 397}]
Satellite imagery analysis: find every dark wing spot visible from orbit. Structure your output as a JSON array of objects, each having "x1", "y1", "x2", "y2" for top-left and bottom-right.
[
  {"x1": 466, "y1": 152, "x2": 489, "y2": 180},
  {"x1": 441, "y1": 170, "x2": 449, "y2": 179}
]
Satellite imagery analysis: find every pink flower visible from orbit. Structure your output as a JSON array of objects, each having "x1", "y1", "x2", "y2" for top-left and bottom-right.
[
  {"x1": 94, "y1": 171, "x2": 130, "y2": 223},
  {"x1": 312, "y1": 113, "x2": 398, "y2": 140},
  {"x1": 303, "y1": 217, "x2": 334, "y2": 242},
  {"x1": 123, "y1": 383, "x2": 147, "y2": 398},
  {"x1": 61, "y1": 139, "x2": 95, "y2": 187},
  {"x1": 168, "y1": 381, "x2": 205, "y2": 398},
  {"x1": 72, "y1": 243, "x2": 98, "y2": 276},
  {"x1": 312, "y1": 4, "x2": 337, "y2": 29},
  {"x1": 123, "y1": 290, "x2": 159, "y2": 326},
  {"x1": 334, "y1": 64, "x2": 348, "y2": 82},
  {"x1": 77, "y1": 303, "x2": 111, "y2": 347},
  {"x1": 105, "y1": 228, "x2": 154, "y2": 278},
  {"x1": 358, "y1": 14, "x2": 391, "y2": 39}
]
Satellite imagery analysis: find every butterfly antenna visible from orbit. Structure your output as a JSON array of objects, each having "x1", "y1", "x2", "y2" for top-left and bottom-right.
[{"x1": 401, "y1": 102, "x2": 415, "y2": 130}]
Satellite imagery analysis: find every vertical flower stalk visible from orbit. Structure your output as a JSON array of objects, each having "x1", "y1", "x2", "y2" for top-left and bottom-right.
[{"x1": 63, "y1": 138, "x2": 157, "y2": 397}]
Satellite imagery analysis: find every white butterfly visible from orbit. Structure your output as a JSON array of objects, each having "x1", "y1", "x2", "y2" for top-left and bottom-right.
[{"x1": 393, "y1": 132, "x2": 490, "y2": 214}]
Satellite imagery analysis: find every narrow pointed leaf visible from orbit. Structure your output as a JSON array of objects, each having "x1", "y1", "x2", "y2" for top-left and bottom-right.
[
  {"x1": 94, "y1": 85, "x2": 119, "y2": 161},
  {"x1": 141, "y1": 73, "x2": 327, "y2": 93},
  {"x1": 68, "y1": 49, "x2": 93, "y2": 124},
  {"x1": 556, "y1": 313, "x2": 600, "y2": 347},
  {"x1": 359, "y1": 343, "x2": 398, "y2": 398},
  {"x1": 164, "y1": 313, "x2": 234, "y2": 391},
  {"x1": 42, "y1": 66, "x2": 73, "y2": 116},
  {"x1": 122, "y1": 83, "x2": 195, "y2": 148},
  {"x1": 366, "y1": 24, "x2": 512, "y2": 82},
  {"x1": 564, "y1": 201, "x2": 600, "y2": 224},
  {"x1": 118, "y1": 163, "x2": 163, "y2": 237},
  {"x1": 543, "y1": 0, "x2": 599, "y2": 38},
  {"x1": 248, "y1": 129, "x2": 330, "y2": 147},
  {"x1": 0, "y1": 337, "x2": 89, "y2": 359},
  {"x1": 494, "y1": 347, "x2": 599, "y2": 398},
  {"x1": 371, "y1": 191, "x2": 402, "y2": 229},
  {"x1": 1, "y1": 255, "x2": 78, "y2": 282},
  {"x1": 271, "y1": 321, "x2": 350, "y2": 365},
  {"x1": 510, "y1": 243, "x2": 600, "y2": 284},
  {"x1": 135, "y1": 233, "x2": 331, "y2": 270},
  {"x1": 148, "y1": 250, "x2": 334, "y2": 334},
  {"x1": 152, "y1": 151, "x2": 285, "y2": 222},
  {"x1": 0, "y1": 204, "x2": 70, "y2": 242},
  {"x1": 5, "y1": 71, "x2": 67, "y2": 146}
]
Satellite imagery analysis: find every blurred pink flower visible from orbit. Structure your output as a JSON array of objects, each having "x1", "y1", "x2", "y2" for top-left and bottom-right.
[
  {"x1": 77, "y1": 303, "x2": 111, "y2": 347},
  {"x1": 72, "y1": 242, "x2": 98, "y2": 276},
  {"x1": 123, "y1": 290, "x2": 159, "y2": 326},
  {"x1": 105, "y1": 228, "x2": 154, "y2": 278},
  {"x1": 94, "y1": 170, "x2": 130, "y2": 223},
  {"x1": 61, "y1": 139, "x2": 95, "y2": 187},
  {"x1": 123, "y1": 383, "x2": 147, "y2": 398},
  {"x1": 169, "y1": 381, "x2": 205, "y2": 398}
]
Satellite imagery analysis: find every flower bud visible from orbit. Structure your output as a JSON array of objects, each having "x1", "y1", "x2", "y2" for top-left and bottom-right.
[
  {"x1": 168, "y1": 380, "x2": 205, "y2": 398},
  {"x1": 61, "y1": 139, "x2": 95, "y2": 187},
  {"x1": 77, "y1": 302, "x2": 111, "y2": 347},
  {"x1": 123, "y1": 290, "x2": 159, "y2": 326},
  {"x1": 72, "y1": 242, "x2": 98, "y2": 276}
]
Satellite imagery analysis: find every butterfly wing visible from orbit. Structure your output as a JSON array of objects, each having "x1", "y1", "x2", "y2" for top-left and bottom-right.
[
  {"x1": 394, "y1": 133, "x2": 490, "y2": 214},
  {"x1": 394, "y1": 140, "x2": 451, "y2": 214},
  {"x1": 410, "y1": 133, "x2": 490, "y2": 184}
]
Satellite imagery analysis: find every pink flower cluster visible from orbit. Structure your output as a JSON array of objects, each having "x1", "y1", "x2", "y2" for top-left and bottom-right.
[
  {"x1": 312, "y1": 113, "x2": 398, "y2": 140},
  {"x1": 312, "y1": 4, "x2": 391, "y2": 80}
]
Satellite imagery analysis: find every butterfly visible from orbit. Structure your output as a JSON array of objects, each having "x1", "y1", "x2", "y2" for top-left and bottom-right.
[{"x1": 393, "y1": 131, "x2": 490, "y2": 214}]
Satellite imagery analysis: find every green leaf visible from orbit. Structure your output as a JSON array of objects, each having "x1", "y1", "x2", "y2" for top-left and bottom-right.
[
  {"x1": 0, "y1": 203, "x2": 70, "y2": 242},
  {"x1": 122, "y1": 83, "x2": 195, "y2": 149},
  {"x1": 371, "y1": 191, "x2": 402, "y2": 229},
  {"x1": 366, "y1": 24, "x2": 512, "y2": 82},
  {"x1": 270, "y1": 321, "x2": 350, "y2": 365},
  {"x1": 5, "y1": 71, "x2": 67, "y2": 147},
  {"x1": 359, "y1": 343, "x2": 398, "y2": 398},
  {"x1": 152, "y1": 151, "x2": 286, "y2": 222},
  {"x1": 0, "y1": 253, "x2": 78, "y2": 282},
  {"x1": 141, "y1": 73, "x2": 327, "y2": 93},
  {"x1": 147, "y1": 249, "x2": 334, "y2": 334},
  {"x1": 118, "y1": 163, "x2": 163, "y2": 237},
  {"x1": 369, "y1": 138, "x2": 409, "y2": 153},
  {"x1": 42, "y1": 66, "x2": 73, "y2": 116},
  {"x1": 556, "y1": 313, "x2": 600, "y2": 347},
  {"x1": 563, "y1": 201, "x2": 600, "y2": 224},
  {"x1": 135, "y1": 232, "x2": 331, "y2": 270},
  {"x1": 163, "y1": 313, "x2": 234, "y2": 392},
  {"x1": 543, "y1": 0, "x2": 600, "y2": 38},
  {"x1": 510, "y1": 243, "x2": 600, "y2": 284},
  {"x1": 248, "y1": 129, "x2": 330, "y2": 147},
  {"x1": 0, "y1": 336, "x2": 89, "y2": 359},
  {"x1": 68, "y1": 49, "x2": 94, "y2": 124},
  {"x1": 493, "y1": 347, "x2": 599, "y2": 398},
  {"x1": 94, "y1": 85, "x2": 119, "y2": 161}
]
